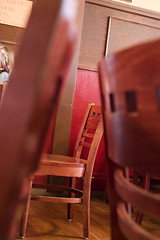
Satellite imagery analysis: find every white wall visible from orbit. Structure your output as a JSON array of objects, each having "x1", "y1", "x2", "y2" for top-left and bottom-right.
[{"x1": 112, "y1": 0, "x2": 160, "y2": 12}]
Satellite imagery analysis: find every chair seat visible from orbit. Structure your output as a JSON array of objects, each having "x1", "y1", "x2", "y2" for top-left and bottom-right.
[{"x1": 35, "y1": 154, "x2": 87, "y2": 177}]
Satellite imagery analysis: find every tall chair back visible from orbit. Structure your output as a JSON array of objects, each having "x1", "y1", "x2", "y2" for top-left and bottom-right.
[
  {"x1": 0, "y1": 0, "x2": 77, "y2": 239},
  {"x1": 98, "y1": 39, "x2": 160, "y2": 240}
]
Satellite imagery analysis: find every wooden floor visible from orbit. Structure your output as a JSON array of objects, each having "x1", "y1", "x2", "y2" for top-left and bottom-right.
[{"x1": 17, "y1": 198, "x2": 160, "y2": 240}]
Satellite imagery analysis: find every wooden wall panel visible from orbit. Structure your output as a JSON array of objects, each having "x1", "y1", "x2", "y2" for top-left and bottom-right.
[
  {"x1": 0, "y1": 0, "x2": 33, "y2": 48},
  {"x1": 79, "y1": 1, "x2": 160, "y2": 71},
  {"x1": 0, "y1": 24, "x2": 23, "y2": 44},
  {"x1": 79, "y1": 3, "x2": 108, "y2": 71},
  {"x1": 106, "y1": 17, "x2": 160, "y2": 55},
  {"x1": 0, "y1": 23, "x2": 24, "y2": 52}
]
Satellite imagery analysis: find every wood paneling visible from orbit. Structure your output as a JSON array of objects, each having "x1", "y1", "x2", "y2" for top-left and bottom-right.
[
  {"x1": 106, "y1": 17, "x2": 160, "y2": 55},
  {"x1": 79, "y1": 0, "x2": 160, "y2": 71},
  {"x1": 0, "y1": 23, "x2": 24, "y2": 47},
  {"x1": 79, "y1": 3, "x2": 108, "y2": 71},
  {"x1": 86, "y1": 0, "x2": 160, "y2": 18},
  {"x1": 0, "y1": 0, "x2": 33, "y2": 47}
]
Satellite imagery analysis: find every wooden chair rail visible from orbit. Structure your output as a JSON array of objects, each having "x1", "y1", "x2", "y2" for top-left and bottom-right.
[
  {"x1": 32, "y1": 196, "x2": 83, "y2": 204},
  {"x1": 32, "y1": 183, "x2": 83, "y2": 195},
  {"x1": 115, "y1": 170, "x2": 160, "y2": 220},
  {"x1": 117, "y1": 202, "x2": 159, "y2": 240}
]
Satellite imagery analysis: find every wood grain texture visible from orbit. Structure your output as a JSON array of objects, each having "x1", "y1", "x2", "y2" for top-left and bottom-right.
[
  {"x1": 79, "y1": 1, "x2": 160, "y2": 71},
  {"x1": 17, "y1": 199, "x2": 160, "y2": 240},
  {"x1": 0, "y1": 0, "x2": 77, "y2": 239},
  {"x1": 86, "y1": 0, "x2": 160, "y2": 18},
  {"x1": 106, "y1": 17, "x2": 160, "y2": 55}
]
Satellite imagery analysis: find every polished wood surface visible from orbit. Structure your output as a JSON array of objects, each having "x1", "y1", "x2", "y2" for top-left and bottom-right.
[
  {"x1": 0, "y1": 0, "x2": 77, "y2": 239},
  {"x1": 99, "y1": 38, "x2": 160, "y2": 240},
  {"x1": 16, "y1": 199, "x2": 160, "y2": 240},
  {"x1": 20, "y1": 103, "x2": 103, "y2": 239}
]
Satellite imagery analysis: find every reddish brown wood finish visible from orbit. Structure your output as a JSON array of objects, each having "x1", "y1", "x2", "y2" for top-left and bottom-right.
[
  {"x1": 20, "y1": 103, "x2": 103, "y2": 239},
  {"x1": 0, "y1": 0, "x2": 77, "y2": 239},
  {"x1": 98, "y1": 39, "x2": 160, "y2": 240}
]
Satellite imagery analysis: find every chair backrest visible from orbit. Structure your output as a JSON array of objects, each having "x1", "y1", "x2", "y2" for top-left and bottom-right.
[
  {"x1": 98, "y1": 39, "x2": 160, "y2": 240},
  {"x1": 73, "y1": 103, "x2": 103, "y2": 185},
  {"x1": 0, "y1": 0, "x2": 77, "y2": 239},
  {"x1": 73, "y1": 103, "x2": 103, "y2": 158}
]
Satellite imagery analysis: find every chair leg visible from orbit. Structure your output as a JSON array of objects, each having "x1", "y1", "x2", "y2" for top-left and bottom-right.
[
  {"x1": 67, "y1": 203, "x2": 74, "y2": 220},
  {"x1": 19, "y1": 179, "x2": 32, "y2": 238},
  {"x1": 67, "y1": 177, "x2": 76, "y2": 220},
  {"x1": 135, "y1": 173, "x2": 150, "y2": 225},
  {"x1": 125, "y1": 167, "x2": 132, "y2": 217},
  {"x1": 108, "y1": 160, "x2": 125, "y2": 240},
  {"x1": 83, "y1": 189, "x2": 90, "y2": 239},
  {"x1": 103, "y1": 180, "x2": 109, "y2": 202}
]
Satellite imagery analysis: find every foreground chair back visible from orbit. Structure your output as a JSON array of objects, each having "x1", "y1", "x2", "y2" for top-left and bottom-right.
[
  {"x1": 20, "y1": 103, "x2": 103, "y2": 239},
  {"x1": 0, "y1": 0, "x2": 77, "y2": 239},
  {"x1": 98, "y1": 39, "x2": 160, "y2": 240}
]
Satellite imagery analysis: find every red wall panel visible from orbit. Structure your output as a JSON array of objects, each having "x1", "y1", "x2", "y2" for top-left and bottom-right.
[
  {"x1": 33, "y1": 122, "x2": 54, "y2": 184},
  {"x1": 35, "y1": 69, "x2": 107, "y2": 190},
  {"x1": 69, "y1": 69, "x2": 107, "y2": 190}
]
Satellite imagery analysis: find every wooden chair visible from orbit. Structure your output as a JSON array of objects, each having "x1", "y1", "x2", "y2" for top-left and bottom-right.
[
  {"x1": 98, "y1": 38, "x2": 160, "y2": 240},
  {"x1": 19, "y1": 103, "x2": 103, "y2": 239},
  {"x1": 0, "y1": 0, "x2": 77, "y2": 239}
]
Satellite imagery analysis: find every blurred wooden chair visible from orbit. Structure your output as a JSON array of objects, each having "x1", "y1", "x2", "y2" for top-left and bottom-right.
[
  {"x1": 19, "y1": 103, "x2": 103, "y2": 239},
  {"x1": 98, "y1": 38, "x2": 160, "y2": 240},
  {"x1": 0, "y1": 0, "x2": 77, "y2": 239}
]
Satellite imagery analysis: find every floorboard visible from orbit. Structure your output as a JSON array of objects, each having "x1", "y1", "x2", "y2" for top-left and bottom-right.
[{"x1": 17, "y1": 198, "x2": 160, "y2": 240}]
